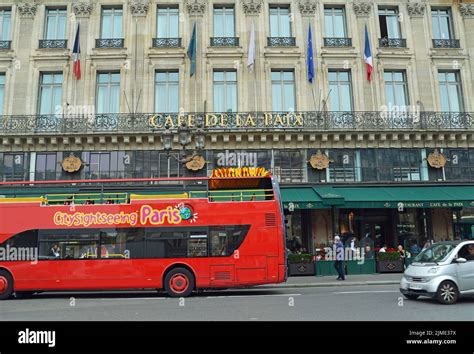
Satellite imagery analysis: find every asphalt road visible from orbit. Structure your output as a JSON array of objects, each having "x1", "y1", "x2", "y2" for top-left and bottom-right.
[{"x1": 0, "y1": 284, "x2": 472, "y2": 321}]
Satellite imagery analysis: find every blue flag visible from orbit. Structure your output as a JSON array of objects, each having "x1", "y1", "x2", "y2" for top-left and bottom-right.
[
  {"x1": 187, "y1": 23, "x2": 197, "y2": 77},
  {"x1": 307, "y1": 24, "x2": 314, "y2": 83}
]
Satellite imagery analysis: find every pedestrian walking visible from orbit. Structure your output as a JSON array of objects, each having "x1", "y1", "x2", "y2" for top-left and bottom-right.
[{"x1": 333, "y1": 236, "x2": 345, "y2": 280}]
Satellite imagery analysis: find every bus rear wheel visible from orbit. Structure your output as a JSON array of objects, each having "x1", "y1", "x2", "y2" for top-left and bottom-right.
[
  {"x1": 164, "y1": 268, "x2": 195, "y2": 298},
  {"x1": 0, "y1": 270, "x2": 13, "y2": 300}
]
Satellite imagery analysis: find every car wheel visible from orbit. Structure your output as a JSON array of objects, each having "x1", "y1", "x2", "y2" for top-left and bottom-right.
[
  {"x1": 164, "y1": 267, "x2": 195, "y2": 298},
  {"x1": 404, "y1": 294, "x2": 419, "y2": 300},
  {"x1": 0, "y1": 270, "x2": 14, "y2": 300},
  {"x1": 436, "y1": 280, "x2": 459, "y2": 305}
]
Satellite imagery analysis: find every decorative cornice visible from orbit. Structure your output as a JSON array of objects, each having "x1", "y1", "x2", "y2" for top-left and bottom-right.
[
  {"x1": 298, "y1": 0, "x2": 317, "y2": 16},
  {"x1": 186, "y1": 0, "x2": 206, "y2": 16},
  {"x1": 459, "y1": 4, "x2": 474, "y2": 19},
  {"x1": 17, "y1": 1, "x2": 38, "y2": 19},
  {"x1": 129, "y1": 0, "x2": 150, "y2": 17},
  {"x1": 241, "y1": 0, "x2": 263, "y2": 16},
  {"x1": 406, "y1": 2, "x2": 426, "y2": 18},
  {"x1": 72, "y1": 2, "x2": 94, "y2": 18},
  {"x1": 352, "y1": 1, "x2": 372, "y2": 17}
]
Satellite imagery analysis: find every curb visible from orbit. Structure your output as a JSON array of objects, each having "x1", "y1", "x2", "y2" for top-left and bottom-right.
[{"x1": 257, "y1": 280, "x2": 400, "y2": 289}]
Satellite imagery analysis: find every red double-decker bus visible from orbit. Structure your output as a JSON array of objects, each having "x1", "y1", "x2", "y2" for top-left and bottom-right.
[{"x1": 0, "y1": 168, "x2": 287, "y2": 299}]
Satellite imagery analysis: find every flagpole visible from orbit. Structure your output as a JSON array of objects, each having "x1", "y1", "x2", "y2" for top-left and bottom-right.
[{"x1": 253, "y1": 21, "x2": 258, "y2": 114}]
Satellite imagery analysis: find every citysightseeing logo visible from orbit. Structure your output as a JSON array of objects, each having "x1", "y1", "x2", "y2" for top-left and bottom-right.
[{"x1": 53, "y1": 205, "x2": 188, "y2": 228}]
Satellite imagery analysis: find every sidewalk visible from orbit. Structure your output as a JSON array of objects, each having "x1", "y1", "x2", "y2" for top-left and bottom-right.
[{"x1": 258, "y1": 273, "x2": 402, "y2": 289}]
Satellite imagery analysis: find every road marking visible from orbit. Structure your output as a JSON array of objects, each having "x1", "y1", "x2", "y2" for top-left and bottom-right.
[
  {"x1": 229, "y1": 293, "x2": 301, "y2": 298},
  {"x1": 334, "y1": 290, "x2": 400, "y2": 294}
]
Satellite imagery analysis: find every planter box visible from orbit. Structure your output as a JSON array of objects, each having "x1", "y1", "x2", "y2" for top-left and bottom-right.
[
  {"x1": 288, "y1": 262, "x2": 316, "y2": 276},
  {"x1": 376, "y1": 260, "x2": 404, "y2": 273}
]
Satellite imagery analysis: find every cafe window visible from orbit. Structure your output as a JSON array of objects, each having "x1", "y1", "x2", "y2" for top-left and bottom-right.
[
  {"x1": 328, "y1": 150, "x2": 359, "y2": 182},
  {"x1": 35, "y1": 152, "x2": 59, "y2": 181},
  {"x1": 443, "y1": 149, "x2": 474, "y2": 181},
  {"x1": 273, "y1": 150, "x2": 305, "y2": 183},
  {"x1": 1, "y1": 153, "x2": 28, "y2": 182}
]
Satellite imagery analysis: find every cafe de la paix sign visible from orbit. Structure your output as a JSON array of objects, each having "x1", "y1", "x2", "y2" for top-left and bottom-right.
[{"x1": 148, "y1": 112, "x2": 304, "y2": 129}]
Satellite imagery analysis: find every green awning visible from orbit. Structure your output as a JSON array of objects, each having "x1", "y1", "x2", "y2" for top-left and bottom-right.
[
  {"x1": 281, "y1": 188, "x2": 324, "y2": 209},
  {"x1": 313, "y1": 186, "x2": 474, "y2": 209}
]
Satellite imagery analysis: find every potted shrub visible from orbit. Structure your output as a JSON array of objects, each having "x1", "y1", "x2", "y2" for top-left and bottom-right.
[
  {"x1": 287, "y1": 253, "x2": 316, "y2": 276},
  {"x1": 376, "y1": 249, "x2": 404, "y2": 273}
]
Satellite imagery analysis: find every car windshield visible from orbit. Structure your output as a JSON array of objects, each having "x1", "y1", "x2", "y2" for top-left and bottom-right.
[{"x1": 413, "y1": 243, "x2": 457, "y2": 263}]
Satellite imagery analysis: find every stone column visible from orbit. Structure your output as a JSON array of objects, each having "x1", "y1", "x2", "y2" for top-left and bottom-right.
[
  {"x1": 459, "y1": 4, "x2": 474, "y2": 111},
  {"x1": 353, "y1": 0, "x2": 376, "y2": 111},
  {"x1": 71, "y1": 1, "x2": 94, "y2": 109},
  {"x1": 242, "y1": 0, "x2": 263, "y2": 112},
  {"x1": 298, "y1": 0, "x2": 317, "y2": 112},
  {"x1": 128, "y1": 0, "x2": 150, "y2": 114},
  {"x1": 186, "y1": 0, "x2": 206, "y2": 113},
  {"x1": 406, "y1": 1, "x2": 433, "y2": 110},
  {"x1": 13, "y1": 2, "x2": 38, "y2": 114}
]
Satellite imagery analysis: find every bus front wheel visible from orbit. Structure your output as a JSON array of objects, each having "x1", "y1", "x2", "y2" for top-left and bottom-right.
[
  {"x1": 0, "y1": 270, "x2": 13, "y2": 300},
  {"x1": 164, "y1": 268, "x2": 195, "y2": 298}
]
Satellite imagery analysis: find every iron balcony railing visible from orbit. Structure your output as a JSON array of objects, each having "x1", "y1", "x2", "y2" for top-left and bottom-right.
[
  {"x1": 39, "y1": 39, "x2": 68, "y2": 49},
  {"x1": 210, "y1": 37, "x2": 239, "y2": 47},
  {"x1": 0, "y1": 111, "x2": 473, "y2": 135},
  {"x1": 379, "y1": 38, "x2": 407, "y2": 48},
  {"x1": 152, "y1": 38, "x2": 182, "y2": 48},
  {"x1": 0, "y1": 40, "x2": 11, "y2": 50},
  {"x1": 432, "y1": 39, "x2": 460, "y2": 48},
  {"x1": 267, "y1": 37, "x2": 296, "y2": 47},
  {"x1": 323, "y1": 37, "x2": 352, "y2": 47},
  {"x1": 95, "y1": 38, "x2": 125, "y2": 48}
]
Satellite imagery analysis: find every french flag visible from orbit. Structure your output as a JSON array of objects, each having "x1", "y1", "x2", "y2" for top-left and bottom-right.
[
  {"x1": 364, "y1": 25, "x2": 373, "y2": 82},
  {"x1": 72, "y1": 24, "x2": 81, "y2": 80}
]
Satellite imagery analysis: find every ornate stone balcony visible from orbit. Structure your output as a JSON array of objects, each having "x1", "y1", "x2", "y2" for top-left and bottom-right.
[
  {"x1": 39, "y1": 40, "x2": 68, "y2": 49},
  {"x1": 267, "y1": 37, "x2": 296, "y2": 47},
  {"x1": 379, "y1": 38, "x2": 407, "y2": 48},
  {"x1": 432, "y1": 39, "x2": 460, "y2": 49},
  {"x1": 323, "y1": 37, "x2": 352, "y2": 47},
  {"x1": 152, "y1": 38, "x2": 182, "y2": 48},
  {"x1": 95, "y1": 38, "x2": 125, "y2": 49},
  {"x1": 210, "y1": 37, "x2": 240, "y2": 47}
]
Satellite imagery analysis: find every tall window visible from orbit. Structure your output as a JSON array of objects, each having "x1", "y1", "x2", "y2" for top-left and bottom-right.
[
  {"x1": 213, "y1": 70, "x2": 237, "y2": 113},
  {"x1": 1, "y1": 153, "x2": 27, "y2": 182},
  {"x1": 157, "y1": 6, "x2": 179, "y2": 38},
  {"x1": 324, "y1": 7, "x2": 347, "y2": 37},
  {"x1": 96, "y1": 72, "x2": 120, "y2": 114},
  {"x1": 35, "y1": 153, "x2": 58, "y2": 181},
  {"x1": 38, "y1": 73, "x2": 63, "y2": 115},
  {"x1": 328, "y1": 70, "x2": 353, "y2": 111},
  {"x1": 438, "y1": 71, "x2": 463, "y2": 112},
  {"x1": 0, "y1": 8, "x2": 11, "y2": 41},
  {"x1": 378, "y1": 7, "x2": 401, "y2": 39},
  {"x1": 0, "y1": 73, "x2": 5, "y2": 115},
  {"x1": 273, "y1": 150, "x2": 305, "y2": 183},
  {"x1": 328, "y1": 150, "x2": 358, "y2": 182},
  {"x1": 271, "y1": 70, "x2": 295, "y2": 112},
  {"x1": 101, "y1": 7, "x2": 123, "y2": 38},
  {"x1": 384, "y1": 71, "x2": 409, "y2": 110},
  {"x1": 432, "y1": 8, "x2": 454, "y2": 39},
  {"x1": 44, "y1": 8, "x2": 67, "y2": 39},
  {"x1": 86, "y1": 152, "x2": 111, "y2": 179},
  {"x1": 214, "y1": 6, "x2": 235, "y2": 37},
  {"x1": 155, "y1": 71, "x2": 179, "y2": 113},
  {"x1": 269, "y1": 6, "x2": 291, "y2": 37}
]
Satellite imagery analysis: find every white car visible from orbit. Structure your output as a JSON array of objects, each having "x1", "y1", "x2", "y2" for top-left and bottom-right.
[{"x1": 400, "y1": 240, "x2": 474, "y2": 304}]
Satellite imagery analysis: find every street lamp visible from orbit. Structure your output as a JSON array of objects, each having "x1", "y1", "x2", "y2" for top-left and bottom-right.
[{"x1": 160, "y1": 121, "x2": 206, "y2": 168}]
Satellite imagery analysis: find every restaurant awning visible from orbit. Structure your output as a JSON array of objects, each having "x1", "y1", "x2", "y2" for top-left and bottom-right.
[
  {"x1": 281, "y1": 185, "x2": 474, "y2": 209},
  {"x1": 281, "y1": 188, "x2": 324, "y2": 209},
  {"x1": 314, "y1": 185, "x2": 474, "y2": 209}
]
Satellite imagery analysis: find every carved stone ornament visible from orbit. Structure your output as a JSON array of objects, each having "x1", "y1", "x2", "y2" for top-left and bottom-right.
[
  {"x1": 62, "y1": 153, "x2": 83, "y2": 173},
  {"x1": 186, "y1": 0, "x2": 206, "y2": 16},
  {"x1": 459, "y1": 4, "x2": 474, "y2": 19},
  {"x1": 353, "y1": 1, "x2": 372, "y2": 17},
  {"x1": 406, "y1": 2, "x2": 426, "y2": 18},
  {"x1": 426, "y1": 149, "x2": 448, "y2": 169},
  {"x1": 308, "y1": 150, "x2": 333, "y2": 170},
  {"x1": 298, "y1": 0, "x2": 317, "y2": 16},
  {"x1": 17, "y1": 1, "x2": 38, "y2": 19},
  {"x1": 241, "y1": 0, "x2": 263, "y2": 15},
  {"x1": 129, "y1": 0, "x2": 150, "y2": 17},
  {"x1": 72, "y1": 2, "x2": 94, "y2": 18},
  {"x1": 185, "y1": 155, "x2": 206, "y2": 171}
]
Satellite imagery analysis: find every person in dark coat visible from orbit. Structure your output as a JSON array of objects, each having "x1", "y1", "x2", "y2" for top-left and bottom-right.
[{"x1": 333, "y1": 236, "x2": 345, "y2": 280}]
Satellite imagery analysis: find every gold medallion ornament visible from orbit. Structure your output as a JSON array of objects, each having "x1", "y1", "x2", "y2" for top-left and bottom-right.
[
  {"x1": 185, "y1": 154, "x2": 206, "y2": 171},
  {"x1": 61, "y1": 153, "x2": 82, "y2": 173},
  {"x1": 426, "y1": 149, "x2": 447, "y2": 169},
  {"x1": 308, "y1": 150, "x2": 333, "y2": 170}
]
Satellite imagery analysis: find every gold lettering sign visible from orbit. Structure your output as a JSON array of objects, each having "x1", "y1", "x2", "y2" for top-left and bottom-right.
[
  {"x1": 308, "y1": 150, "x2": 333, "y2": 170},
  {"x1": 62, "y1": 153, "x2": 82, "y2": 173},
  {"x1": 185, "y1": 155, "x2": 206, "y2": 171},
  {"x1": 427, "y1": 149, "x2": 447, "y2": 169}
]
